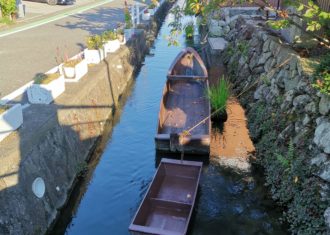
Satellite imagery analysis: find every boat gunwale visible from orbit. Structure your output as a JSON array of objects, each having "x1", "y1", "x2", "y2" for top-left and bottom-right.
[{"x1": 167, "y1": 47, "x2": 208, "y2": 79}]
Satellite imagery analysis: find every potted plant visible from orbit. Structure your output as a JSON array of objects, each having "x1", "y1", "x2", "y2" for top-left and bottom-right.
[
  {"x1": 0, "y1": 103, "x2": 23, "y2": 142},
  {"x1": 184, "y1": 22, "x2": 194, "y2": 39},
  {"x1": 61, "y1": 53, "x2": 88, "y2": 82},
  {"x1": 102, "y1": 30, "x2": 121, "y2": 54},
  {"x1": 142, "y1": 9, "x2": 151, "y2": 21},
  {"x1": 207, "y1": 77, "x2": 230, "y2": 122},
  {"x1": 84, "y1": 34, "x2": 105, "y2": 64},
  {"x1": 27, "y1": 67, "x2": 65, "y2": 104}
]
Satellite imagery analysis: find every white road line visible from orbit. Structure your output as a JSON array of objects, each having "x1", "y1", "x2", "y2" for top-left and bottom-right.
[{"x1": 0, "y1": 0, "x2": 112, "y2": 38}]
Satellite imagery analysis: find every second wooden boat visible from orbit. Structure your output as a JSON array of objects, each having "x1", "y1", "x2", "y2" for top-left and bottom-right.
[
  {"x1": 155, "y1": 48, "x2": 211, "y2": 154},
  {"x1": 129, "y1": 158, "x2": 203, "y2": 235}
]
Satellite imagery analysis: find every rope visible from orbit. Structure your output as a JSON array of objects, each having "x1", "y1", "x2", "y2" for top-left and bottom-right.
[{"x1": 181, "y1": 79, "x2": 259, "y2": 137}]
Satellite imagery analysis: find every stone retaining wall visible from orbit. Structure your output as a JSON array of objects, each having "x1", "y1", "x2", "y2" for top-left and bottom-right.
[
  {"x1": 0, "y1": 2, "x2": 173, "y2": 234},
  {"x1": 222, "y1": 17, "x2": 330, "y2": 234}
]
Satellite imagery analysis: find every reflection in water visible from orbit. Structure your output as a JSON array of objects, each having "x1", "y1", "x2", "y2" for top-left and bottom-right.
[{"x1": 52, "y1": 4, "x2": 288, "y2": 235}]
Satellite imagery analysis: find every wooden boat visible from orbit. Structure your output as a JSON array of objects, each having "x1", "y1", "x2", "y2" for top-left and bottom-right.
[
  {"x1": 129, "y1": 158, "x2": 203, "y2": 235},
  {"x1": 167, "y1": 47, "x2": 208, "y2": 79},
  {"x1": 155, "y1": 48, "x2": 211, "y2": 154}
]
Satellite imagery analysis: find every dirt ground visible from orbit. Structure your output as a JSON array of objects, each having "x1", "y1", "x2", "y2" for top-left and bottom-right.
[
  {"x1": 210, "y1": 98, "x2": 255, "y2": 160},
  {"x1": 208, "y1": 58, "x2": 255, "y2": 165}
]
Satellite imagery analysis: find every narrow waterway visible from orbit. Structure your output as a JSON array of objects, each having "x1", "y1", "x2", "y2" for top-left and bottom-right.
[{"x1": 54, "y1": 6, "x2": 288, "y2": 235}]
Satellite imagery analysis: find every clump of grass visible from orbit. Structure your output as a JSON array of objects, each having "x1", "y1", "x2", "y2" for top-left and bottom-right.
[
  {"x1": 34, "y1": 73, "x2": 61, "y2": 85},
  {"x1": 0, "y1": 16, "x2": 14, "y2": 25},
  {"x1": 0, "y1": 105, "x2": 10, "y2": 115},
  {"x1": 63, "y1": 58, "x2": 82, "y2": 67},
  {"x1": 207, "y1": 77, "x2": 230, "y2": 116}
]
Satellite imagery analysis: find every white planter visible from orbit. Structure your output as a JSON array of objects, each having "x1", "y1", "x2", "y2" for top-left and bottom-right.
[
  {"x1": 0, "y1": 104, "x2": 23, "y2": 142},
  {"x1": 27, "y1": 69, "x2": 65, "y2": 104},
  {"x1": 62, "y1": 59, "x2": 88, "y2": 82},
  {"x1": 104, "y1": 39, "x2": 121, "y2": 54},
  {"x1": 84, "y1": 48, "x2": 105, "y2": 64},
  {"x1": 148, "y1": 8, "x2": 155, "y2": 15},
  {"x1": 142, "y1": 12, "x2": 151, "y2": 21}
]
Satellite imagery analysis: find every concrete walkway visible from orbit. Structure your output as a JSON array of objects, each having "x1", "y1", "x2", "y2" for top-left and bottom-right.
[{"x1": 0, "y1": 0, "x2": 147, "y2": 99}]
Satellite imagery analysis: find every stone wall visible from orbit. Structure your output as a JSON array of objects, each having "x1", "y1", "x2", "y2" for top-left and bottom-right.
[
  {"x1": 222, "y1": 17, "x2": 330, "y2": 234},
  {"x1": 0, "y1": 2, "x2": 173, "y2": 234}
]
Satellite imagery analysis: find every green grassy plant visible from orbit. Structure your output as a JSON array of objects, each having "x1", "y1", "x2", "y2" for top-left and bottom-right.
[
  {"x1": 86, "y1": 35, "x2": 103, "y2": 50},
  {"x1": 312, "y1": 52, "x2": 330, "y2": 95},
  {"x1": 102, "y1": 30, "x2": 118, "y2": 41},
  {"x1": 207, "y1": 77, "x2": 230, "y2": 116},
  {"x1": 34, "y1": 73, "x2": 60, "y2": 85}
]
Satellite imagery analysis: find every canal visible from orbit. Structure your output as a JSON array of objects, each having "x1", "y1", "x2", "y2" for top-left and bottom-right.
[{"x1": 53, "y1": 4, "x2": 289, "y2": 235}]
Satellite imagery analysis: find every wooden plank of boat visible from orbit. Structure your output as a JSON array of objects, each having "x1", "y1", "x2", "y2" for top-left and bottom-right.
[
  {"x1": 155, "y1": 76, "x2": 211, "y2": 154},
  {"x1": 129, "y1": 158, "x2": 203, "y2": 235},
  {"x1": 167, "y1": 47, "x2": 208, "y2": 79}
]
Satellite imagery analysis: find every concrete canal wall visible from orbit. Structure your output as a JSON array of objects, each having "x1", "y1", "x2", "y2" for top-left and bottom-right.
[
  {"x1": 0, "y1": 2, "x2": 174, "y2": 234},
  {"x1": 221, "y1": 17, "x2": 330, "y2": 234}
]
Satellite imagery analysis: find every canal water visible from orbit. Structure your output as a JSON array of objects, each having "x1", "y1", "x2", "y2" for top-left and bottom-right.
[{"x1": 55, "y1": 6, "x2": 288, "y2": 235}]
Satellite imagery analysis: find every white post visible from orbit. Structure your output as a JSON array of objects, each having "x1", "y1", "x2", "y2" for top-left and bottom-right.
[
  {"x1": 131, "y1": 5, "x2": 135, "y2": 28},
  {"x1": 136, "y1": 2, "x2": 140, "y2": 25}
]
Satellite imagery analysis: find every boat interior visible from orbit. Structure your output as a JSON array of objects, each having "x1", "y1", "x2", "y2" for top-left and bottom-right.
[
  {"x1": 168, "y1": 51, "x2": 206, "y2": 77},
  {"x1": 130, "y1": 161, "x2": 201, "y2": 234},
  {"x1": 157, "y1": 78, "x2": 210, "y2": 137}
]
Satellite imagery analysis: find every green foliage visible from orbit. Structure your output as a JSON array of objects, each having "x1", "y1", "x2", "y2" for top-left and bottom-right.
[
  {"x1": 124, "y1": 8, "x2": 133, "y2": 29},
  {"x1": 0, "y1": 16, "x2": 14, "y2": 25},
  {"x1": 102, "y1": 30, "x2": 118, "y2": 41},
  {"x1": 246, "y1": 101, "x2": 328, "y2": 234},
  {"x1": 184, "y1": 22, "x2": 194, "y2": 39},
  {"x1": 207, "y1": 77, "x2": 230, "y2": 115},
  {"x1": 167, "y1": 6, "x2": 183, "y2": 46},
  {"x1": 237, "y1": 41, "x2": 249, "y2": 59},
  {"x1": 184, "y1": 0, "x2": 195, "y2": 15},
  {"x1": 0, "y1": 0, "x2": 16, "y2": 17},
  {"x1": 312, "y1": 53, "x2": 330, "y2": 95},
  {"x1": 33, "y1": 72, "x2": 60, "y2": 85},
  {"x1": 267, "y1": 19, "x2": 290, "y2": 30},
  {"x1": 86, "y1": 35, "x2": 103, "y2": 50}
]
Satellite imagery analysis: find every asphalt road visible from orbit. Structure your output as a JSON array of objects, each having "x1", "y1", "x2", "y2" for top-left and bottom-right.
[{"x1": 0, "y1": 0, "x2": 146, "y2": 98}]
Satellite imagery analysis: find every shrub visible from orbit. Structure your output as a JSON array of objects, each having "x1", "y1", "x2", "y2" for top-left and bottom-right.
[
  {"x1": 124, "y1": 8, "x2": 132, "y2": 29},
  {"x1": 247, "y1": 102, "x2": 328, "y2": 234},
  {"x1": 33, "y1": 72, "x2": 61, "y2": 85},
  {"x1": 0, "y1": 0, "x2": 16, "y2": 17},
  {"x1": 184, "y1": 22, "x2": 194, "y2": 39},
  {"x1": 313, "y1": 53, "x2": 330, "y2": 95},
  {"x1": 102, "y1": 30, "x2": 118, "y2": 41},
  {"x1": 207, "y1": 77, "x2": 230, "y2": 116},
  {"x1": 86, "y1": 35, "x2": 103, "y2": 50}
]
